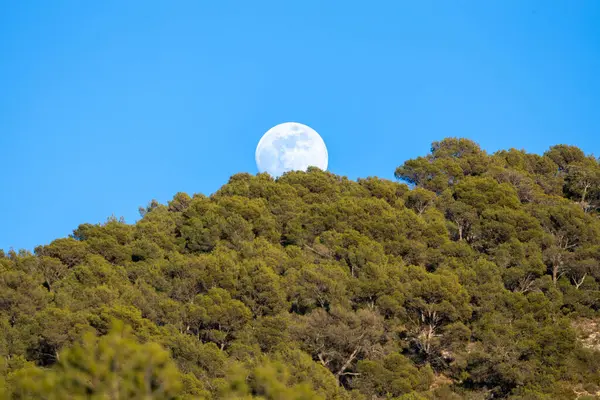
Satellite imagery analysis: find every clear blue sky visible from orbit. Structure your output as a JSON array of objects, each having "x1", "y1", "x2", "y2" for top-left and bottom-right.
[{"x1": 1, "y1": 1, "x2": 599, "y2": 251}]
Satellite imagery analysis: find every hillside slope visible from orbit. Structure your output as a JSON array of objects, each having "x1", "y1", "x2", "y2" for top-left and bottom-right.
[{"x1": 1, "y1": 138, "x2": 600, "y2": 399}]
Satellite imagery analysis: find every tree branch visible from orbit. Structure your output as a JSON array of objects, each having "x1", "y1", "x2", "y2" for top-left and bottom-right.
[{"x1": 334, "y1": 346, "x2": 361, "y2": 382}]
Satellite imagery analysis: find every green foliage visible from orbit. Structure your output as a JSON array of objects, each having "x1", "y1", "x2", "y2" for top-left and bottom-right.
[
  {"x1": 1, "y1": 138, "x2": 600, "y2": 399},
  {"x1": 7, "y1": 322, "x2": 187, "y2": 399},
  {"x1": 353, "y1": 353, "x2": 433, "y2": 397}
]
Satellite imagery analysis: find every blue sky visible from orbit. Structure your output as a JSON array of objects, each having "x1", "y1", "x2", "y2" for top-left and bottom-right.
[{"x1": 1, "y1": 1, "x2": 599, "y2": 251}]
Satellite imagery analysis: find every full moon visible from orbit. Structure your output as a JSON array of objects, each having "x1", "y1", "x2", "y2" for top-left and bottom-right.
[{"x1": 255, "y1": 122, "x2": 328, "y2": 177}]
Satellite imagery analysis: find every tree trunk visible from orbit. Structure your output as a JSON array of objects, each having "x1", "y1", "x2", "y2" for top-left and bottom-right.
[
  {"x1": 334, "y1": 346, "x2": 360, "y2": 386},
  {"x1": 581, "y1": 183, "x2": 590, "y2": 204},
  {"x1": 318, "y1": 353, "x2": 329, "y2": 367},
  {"x1": 572, "y1": 273, "x2": 587, "y2": 290},
  {"x1": 552, "y1": 262, "x2": 563, "y2": 285}
]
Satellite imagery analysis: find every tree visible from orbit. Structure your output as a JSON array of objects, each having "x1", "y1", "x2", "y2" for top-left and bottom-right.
[
  {"x1": 544, "y1": 144, "x2": 586, "y2": 172},
  {"x1": 395, "y1": 138, "x2": 488, "y2": 193},
  {"x1": 400, "y1": 266, "x2": 472, "y2": 360},
  {"x1": 239, "y1": 263, "x2": 287, "y2": 316},
  {"x1": 405, "y1": 188, "x2": 437, "y2": 215},
  {"x1": 10, "y1": 322, "x2": 187, "y2": 399},
  {"x1": 35, "y1": 257, "x2": 68, "y2": 291},
  {"x1": 353, "y1": 353, "x2": 433, "y2": 398},
  {"x1": 439, "y1": 192, "x2": 478, "y2": 242},
  {"x1": 186, "y1": 288, "x2": 251, "y2": 350},
  {"x1": 219, "y1": 358, "x2": 328, "y2": 400},
  {"x1": 286, "y1": 262, "x2": 350, "y2": 312},
  {"x1": 34, "y1": 238, "x2": 88, "y2": 268},
  {"x1": 564, "y1": 158, "x2": 600, "y2": 211},
  {"x1": 293, "y1": 307, "x2": 385, "y2": 386}
]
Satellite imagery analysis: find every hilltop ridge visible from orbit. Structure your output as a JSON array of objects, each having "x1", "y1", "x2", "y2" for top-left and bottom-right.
[{"x1": 1, "y1": 138, "x2": 600, "y2": 399}]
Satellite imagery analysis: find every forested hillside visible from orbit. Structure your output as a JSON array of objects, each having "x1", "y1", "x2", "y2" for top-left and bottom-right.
[{"x1": 1, "y1": 138, "x2": 600, "y2": 399}]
